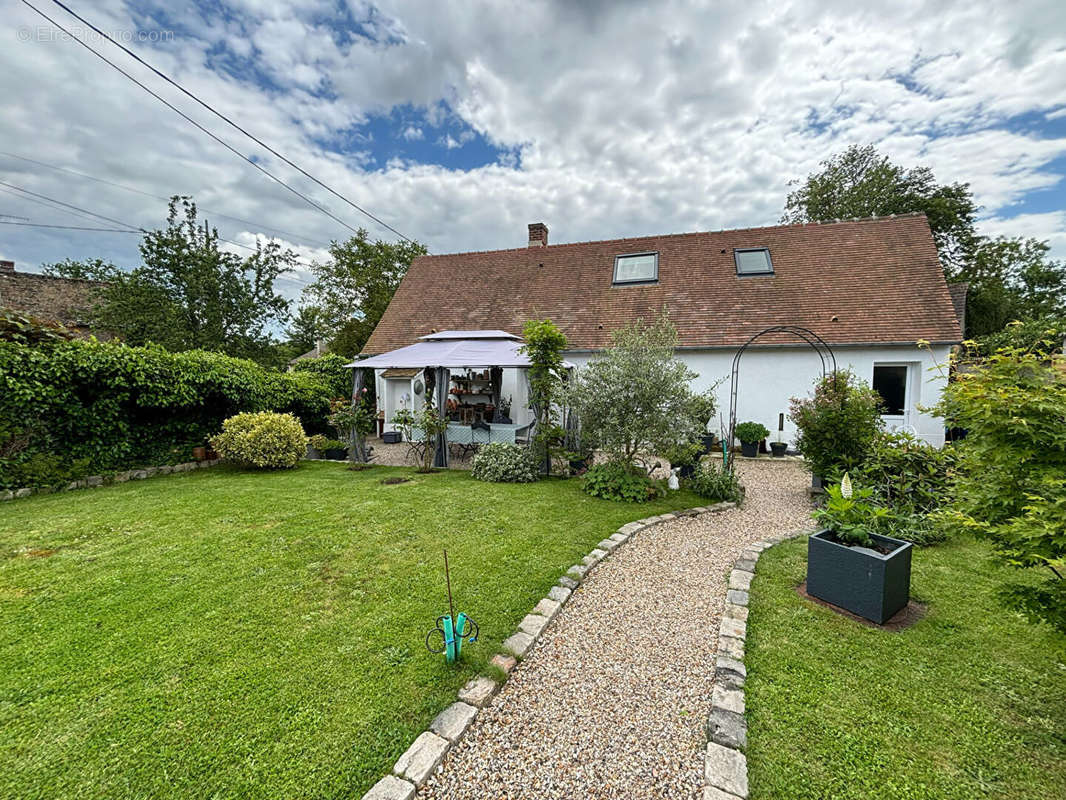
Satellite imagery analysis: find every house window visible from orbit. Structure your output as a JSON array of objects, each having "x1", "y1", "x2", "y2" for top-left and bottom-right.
[
  {"x1": 613, "y1": 252, "x2": 658, "y2": 284},
  {"x1": 734, "y1": 247, "x2": 773, "y2": 275},
  {"x1": 872, "y1": 365, "x2": 908, "y2": 416}
]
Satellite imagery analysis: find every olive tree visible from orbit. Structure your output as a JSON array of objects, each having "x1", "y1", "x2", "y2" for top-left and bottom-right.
[{"x1": 567, "y1": 314, "x2": 702, "y2": 473}]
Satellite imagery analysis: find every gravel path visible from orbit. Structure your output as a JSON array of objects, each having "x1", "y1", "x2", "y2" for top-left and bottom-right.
[{"x1": 419, "y1": 458, "x2": 813, "y2": 800}]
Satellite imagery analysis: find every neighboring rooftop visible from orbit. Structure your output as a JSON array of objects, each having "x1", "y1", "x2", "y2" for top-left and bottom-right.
[
  {"x1": 364, "y1": 215, "x2": 963, "y2": 354},
  {"x1": 0, "y1": 260, "x2": 104, "y2": 335}
]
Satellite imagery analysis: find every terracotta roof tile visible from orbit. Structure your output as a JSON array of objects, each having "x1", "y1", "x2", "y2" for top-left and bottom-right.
[{"x1": 364, "y1": 214, "x2": 962, "y2": 354}]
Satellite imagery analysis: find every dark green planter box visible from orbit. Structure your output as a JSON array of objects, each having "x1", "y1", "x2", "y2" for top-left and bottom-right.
[
  {"x1": 324, "y1": 448, "x2": 348, "y2": 460},
  {"x1": 806, "y1": 529, "x2": 912, "y2": 624}
]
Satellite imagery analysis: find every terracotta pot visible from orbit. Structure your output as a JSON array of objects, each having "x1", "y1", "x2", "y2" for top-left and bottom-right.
[{"x1": 192, "y1": 446, "x2": 207, "y2": 461}]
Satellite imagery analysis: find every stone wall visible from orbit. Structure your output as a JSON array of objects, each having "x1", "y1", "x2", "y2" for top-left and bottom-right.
[{"x1": 0, "y1": 260, "x2": 106, "y2": 336}]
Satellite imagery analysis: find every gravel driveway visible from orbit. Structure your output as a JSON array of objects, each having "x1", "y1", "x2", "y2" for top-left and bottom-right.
[{"x1": 419, "y1": 458, "x2": 813, "y2": 800}]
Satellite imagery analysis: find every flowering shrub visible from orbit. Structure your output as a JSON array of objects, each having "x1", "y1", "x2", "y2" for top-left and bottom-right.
[
  {"x1": 812, "y1": 473, "x2": 890, "y2": 547},
  {"x1": 210, "y1": 412, "x2": 307, "y2": 469},
  {"x1": 471, "y1": 443, "x2": 537, "y2": 483},
  {"x1": 790, "y1": 369, "x2": 883, "y2": 478}
]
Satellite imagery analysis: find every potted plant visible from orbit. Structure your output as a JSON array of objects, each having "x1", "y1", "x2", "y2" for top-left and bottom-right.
[
  {"x1": 734, "y1": 421, "x2": 770, "y2": 458},
  {"x1": 807, "y1": 474, "x2": 912, "y2": 624},
  {"x1": 663, "y1": 441, "x2": 702, "y2": 480},
  {"x1": 494, "y1": 395, "x2": 513, "y2": 424},
  {"x1": 688, "y1": 391, "x2": 717, "y2": 454},
  {"x1": 770, "y1": 417, "x2": 788, "y2": 457},
  {"x1": 310, "y1": 434, "x2": 348, "y2": 460}
]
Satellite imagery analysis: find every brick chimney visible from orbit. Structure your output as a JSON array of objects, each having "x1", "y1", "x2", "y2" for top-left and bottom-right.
[
  {"x1": 528, "y1": 222, "x2": 548, "y2": 247},
  {"x1": 0, "y1": 260, "x2": 13, "y2": 274}
]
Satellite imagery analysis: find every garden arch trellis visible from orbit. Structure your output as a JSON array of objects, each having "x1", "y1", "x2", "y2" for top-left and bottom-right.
[{"x1": 726, "y1": 325, "x2": 837, "y2": 461}]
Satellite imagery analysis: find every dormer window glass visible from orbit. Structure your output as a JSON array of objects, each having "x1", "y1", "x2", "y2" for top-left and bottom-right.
[
  {"x1": 613, "y1": 252, "x2": 658, "y2": 284},
  {"x1": 734, "y1": 247, "x2": 773, "y2": 275}
]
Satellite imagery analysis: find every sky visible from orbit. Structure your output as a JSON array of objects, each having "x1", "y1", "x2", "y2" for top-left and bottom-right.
[{"x1": 2, "y1": 0, "x2": 1065, "y2": 304}]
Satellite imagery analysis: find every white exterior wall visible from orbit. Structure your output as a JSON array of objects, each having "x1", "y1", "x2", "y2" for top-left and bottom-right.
[{"x1": 564, "y1": 343, "x2": 952, "y2": 447}]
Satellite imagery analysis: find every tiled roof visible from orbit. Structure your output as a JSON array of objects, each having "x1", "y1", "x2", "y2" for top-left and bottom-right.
[{"x1": 364, "y1": 214, "x2": 962, "y2": 354}]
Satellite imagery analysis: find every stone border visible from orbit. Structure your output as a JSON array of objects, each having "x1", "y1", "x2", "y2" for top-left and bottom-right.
[
  {"x1": 0, "y1": 459, "x2": 224, "y2": 502},
  {"x1": 703, "y1": 530, "x2": 807, "y2": 799},
  {"x1": 361, "y1": 500, "x2": 740, "y2": 800}
]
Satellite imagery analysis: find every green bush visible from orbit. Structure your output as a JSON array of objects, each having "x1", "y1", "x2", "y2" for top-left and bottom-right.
[
  {"x1": 471, "y1": 442, "x2": 537, "y2": 483},
  {"x1": 850, "y1": 431, "x2": 957, "y2": 545},
  {"x1": 0, "y1": 339, "x2": 333, "y2": 487},
  {"x1": 685, "y1": 460, "x2": 742, "y2": 502},
  {"x1": 210, "y1": 412, "x2": 307, "y2": 469},
  {"x1": 291, "y1": 354, "x2": 360, "y2": 400},
  {"x1": 309, "y1": 434, "x2": 348, "y2": 452},
  {"x1": 583, "y1": 460, "x2": 663, "y2": 503},
  {"x1": 734, "y1": 421, "x2": 770, "y2": 444},
  {"x1": 7, "y1": 453, "x2": 94, "y2": 489},
  {"x1": 853, "y1": 431, "x2": 956, "y2": 515},
  {"x1": 935, "y1": 346, "x2": 1066, "y2": 632},
  {"x1": 789, "y1": 369, "x2": 883, "y2": 478}
]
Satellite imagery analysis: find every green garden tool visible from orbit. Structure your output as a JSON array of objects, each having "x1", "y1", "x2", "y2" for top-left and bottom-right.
[{"x1": 425, "y1": 550, "x2": 479, "y2": 663}]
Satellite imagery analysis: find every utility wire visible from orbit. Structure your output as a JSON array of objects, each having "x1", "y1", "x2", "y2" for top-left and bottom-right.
[
  {"x1": 0, "y1": 179, "x2": 143, "y2": 231},
  {"x1": 0, "y1": 179, "x2": 318, "y2": 280},
  {"x1": 0, "y1": 220, "x2": 140, "y2": 233},
  {"x1": 0, "y1": 150, "x2": 332, "y2": 249},
  {"x1": 0, "y1": 183, "x2": 117, "y2": 226},
  {"x1": 20, "y1": 0, "x2": 370, "y2": 242},
  {"x1": 41, "y1": 0, "x2": 420, "y2": 246}
]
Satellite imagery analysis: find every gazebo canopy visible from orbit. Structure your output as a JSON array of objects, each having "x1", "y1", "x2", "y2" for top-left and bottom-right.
[{"x1": 346, "y1": 330, "x2": 558, "y2": 370}]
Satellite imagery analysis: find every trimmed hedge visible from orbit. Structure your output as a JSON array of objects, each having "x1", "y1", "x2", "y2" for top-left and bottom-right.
[{"x1": 0, "y1": 339, "x2": 333, "y2": 487}]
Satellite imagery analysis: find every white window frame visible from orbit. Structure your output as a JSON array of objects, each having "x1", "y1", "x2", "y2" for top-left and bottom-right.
[{"x1": 872, "y1": 362, "x2": 919, "y2": 430}]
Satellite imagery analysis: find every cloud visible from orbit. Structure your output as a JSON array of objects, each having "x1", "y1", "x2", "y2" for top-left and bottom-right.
[{"x1": 0, "y1": 0, "x2": 1063, "y2": 281}]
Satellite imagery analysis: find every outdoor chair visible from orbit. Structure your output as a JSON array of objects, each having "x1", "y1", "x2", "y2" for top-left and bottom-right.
[
  {"x1": 405, "y1": 427, "x2": 428, "y2": 464},
  {"x1": 447, "y1": 423, "x2": 476, "y2": 460}
]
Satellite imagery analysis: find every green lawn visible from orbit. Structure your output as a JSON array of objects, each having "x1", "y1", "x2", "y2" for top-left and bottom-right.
[
  {"x1": 0, "y1": 462, "x2": 701, "y2": 799},
  {"x1": 746, "y1": 536, "x2": 1066, "y2": 800}
]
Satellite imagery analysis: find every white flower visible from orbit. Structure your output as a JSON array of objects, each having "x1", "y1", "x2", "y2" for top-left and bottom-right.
[{"x1": 840, "y1": 472, "x2": 853, "y2": 499}]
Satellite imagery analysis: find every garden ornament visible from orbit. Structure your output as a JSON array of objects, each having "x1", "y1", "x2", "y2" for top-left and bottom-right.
[
  {"x1": 425, "y1": 549, "x2": 479, "y2": 663},
  {"x1": 667, "y1": 467, "x2": 680, "y2": 491}
]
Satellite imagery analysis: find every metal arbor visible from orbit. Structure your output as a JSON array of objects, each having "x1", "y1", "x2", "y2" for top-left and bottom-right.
[{"x1": 726, "y1": 326, "x2": 837, "y2": 459}]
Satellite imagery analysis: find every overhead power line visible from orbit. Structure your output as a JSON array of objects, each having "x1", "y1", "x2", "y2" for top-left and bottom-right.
[
  {"x1": 0, "y1": 150, "x2": 332, "y2": 249},
  {"x1": 20, "y1": 0, "x2": 372, "y2": 243},
  {"x1": 0, "y1": 183, "x2": 121, "y2": 226},
  {"x1": 0, "y1": 178, "x2": 317, "y2": 279},
  {"x1": 0, "y1": 179, "x2": 143, "y2": 231},
  {"x1": 0, "y1": 220, "x2": 140, "y2": 233},
  {"x1": 40, "y1": 0, "x2": 419, "y2": 246}
]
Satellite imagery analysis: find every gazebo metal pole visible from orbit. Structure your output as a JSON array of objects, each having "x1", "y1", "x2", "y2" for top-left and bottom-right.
[
  {"x1": 434, "y1": 366, "x2": 449, "y2": 468},
  {"x1": 350, "y1": 367, "x2": 367, "y2": 463}
]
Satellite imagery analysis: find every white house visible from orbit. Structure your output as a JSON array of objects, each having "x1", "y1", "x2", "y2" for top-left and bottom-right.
[{"x1": 361, "y1": 215, "x2": 964, "y2": 447}]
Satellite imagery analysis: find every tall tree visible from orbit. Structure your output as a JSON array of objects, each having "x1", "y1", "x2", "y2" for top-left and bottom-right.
[
  {"x1": 957, "y1": 237, "x2": 1066, "y2": 338},
  {"x1": 782, "y1": 144, "x2": 978, "y2": 271},
  {"x1": 284, "y1": 304, "x2": 325, "y2": 355},
  {"x1": 46, "y1": 197, "x2": 295, "y2": 362},
  {"x1": 302, "y1": 230, "x2": 427, "y2": 356},
  {"x1": 782, "y1": 145, "x2": 1066, "y2": 337}
]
